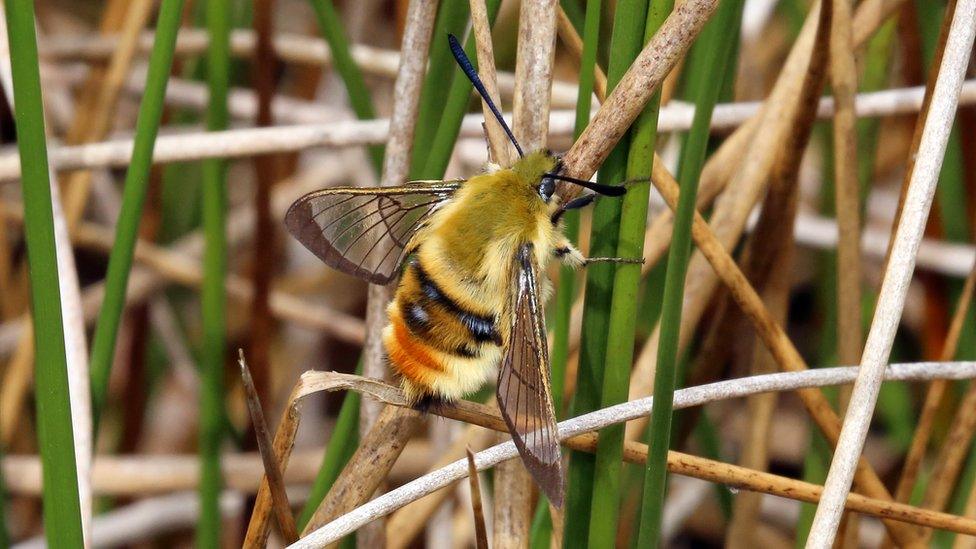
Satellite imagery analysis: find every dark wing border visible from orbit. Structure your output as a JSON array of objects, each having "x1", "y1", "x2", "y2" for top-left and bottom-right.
[{"x1": 497, "y1": 242, "x2": 563, "y2": 506}]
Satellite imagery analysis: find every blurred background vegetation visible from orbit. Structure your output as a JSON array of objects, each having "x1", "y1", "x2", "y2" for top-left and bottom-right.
[{"x1": 0, "y1": 0, "x2": 975, "y2": 546}]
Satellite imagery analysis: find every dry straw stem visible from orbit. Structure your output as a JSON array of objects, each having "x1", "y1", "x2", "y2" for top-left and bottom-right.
[
  {"x1": 627, "y1": 4, "x2": 825, "y2": 438},
  {"x1": 465, "y1": 448, "x2": 489, "y2": 549},
  {"x1": 294, "y1": 362, "x2": 976, "y2": 546},
  {"x1": 60, "y1": 0, "x2": 155, "y2": 231},
  {"x1": 6, "y1": 77, "x2": 976, "y2": 183},
  {"x1": 495, "y1": 1, "x2": 558, "y2": 543},
  {"x1": 892, "y1": 259, "x2": 976, "y2": 508},
  {"x1": 808, "y1": 1, "x2": 976, "y2": 545},
  {"x1": 2, "y1": 449, "x2": 330, "y2": 496},
  {"x1": 558, "y1": 0, "x2": 720, "y2": 196},
  {"x1": 829, "y1": 0, "x2": 863, "y2": 371},
  {"x1": 0, "y1": 205, "x2": 366, "y2": 345},
  {"x1": 468, "y1": 0, "x2": 513, "y2": 166},
  {"x1": 555, "y1": 6, "x2": 607, "y2": 101},
  {"x1": 648, "y1": 163, "x2": 920, "y2": 545},
  {"x1": 726, "y1": 117, "x2": 803, "y2": 546},
  {"x1": 344, "y1": 2, "x2": 438, "y2": 544},
  {"x1": 240, "y1": 352, "x2": 298, "y2": 543},
  {"x1": 385, "y1": 426, "x2": 495, "y2": 549}
]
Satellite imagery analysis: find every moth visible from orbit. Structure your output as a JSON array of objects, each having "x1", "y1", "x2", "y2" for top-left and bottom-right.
[{"x1": 285, "y1": 35, "x2": 627, "y2": 506}]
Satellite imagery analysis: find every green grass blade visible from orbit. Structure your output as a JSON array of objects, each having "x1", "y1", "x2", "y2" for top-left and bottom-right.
[
  {"x1": 420, "y1": 0, "x2": 503, "y2": 180},
  {"x1": 88, "y1": 0, "x2": 185, "y2": 431},
  {"x1": 587, "y1": 0, "x2": 671, "y2": 543},
  {"x1": 308, "y1": 0, "x2": 384, "y2": 171},
  {"x1": 531, "y1": 2, "x2": 603, "y2": 545},
  {"x1": 3, "y1": 2, "x2": 83, "y2": 546},
  {"x1": 563, "y1": 1, "x2": 648, "y2": 543},
  {"x1": 297, "y1": 388, "x2": 361, "y2": 529},
  {"x1": 409, "y1": 1, "x2": 470, "y2": 179},
  {"x1": 198, "y1": 0, "x2": 231, "y2": 545},
  {"x1": 635, "y1": 1, "x2": 744, "y2": 546}
]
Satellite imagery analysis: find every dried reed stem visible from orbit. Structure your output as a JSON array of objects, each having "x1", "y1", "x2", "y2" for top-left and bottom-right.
[
  {"x1": 648, "y1": 160, "x2": 920, "y2": 545},
  {"x1": 559, "y1": 0, "x2": 720, "y2": 195},
  {"x1": 350, "y1": 2, "x2": 438, "y2": 544},
  {"x1": 468, "y1": 0, "x2": 513, "y2": 165},
  {"x1": 466, "y1": 448, "x2": 489, "y2": 549},
  {"x1": 240, "y1": 352, "x2": 298, "y2": 543},
  {"x1": 493, "y1": 1, "x2": 558, "y2": 542},
  {"x1": 294, "y1": 361, "x2": 976, "y2": 546},
  {"x1": 892, "y1": 258, "x2": 976, "y2": 514},
  {"x1": 807, "y1": 1, "x2": 976, "y2": 545},
  {"x1": 7, "y1": 78, "x2": 976, "y2": 183}
]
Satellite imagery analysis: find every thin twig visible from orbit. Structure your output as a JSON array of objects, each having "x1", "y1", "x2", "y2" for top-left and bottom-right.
[
  {"x1": 892, "y1": 258, "x2": 976, "y2": 508},
  {"x1": 239, "y1": 351, "x2": 298, "y2": 543},
  {"x1": 559, "y1": 0, "x2": 721, "y2": 195},
  {"x1": 293, "y1": 361, "x2": 976, "y2": 546},
  {"x1": 468, "y1": 0, "x2": 513, "y2": 165},
  {"x1": 807, "y1": 1, "x2": 976, "y2": 545},
  {"x1": 466, "y1": 447, "x2": 488, "y2": 549},
  {"x1": 6, "y1": 79, "x2": 976, "y2": 183},
  {"x1": 648, "y1": 159, "x2": 920, "y2": 544}
]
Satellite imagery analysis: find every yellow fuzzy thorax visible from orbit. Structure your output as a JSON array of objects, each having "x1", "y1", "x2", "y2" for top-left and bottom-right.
[
  {"x1": 415, "y1": 151, "x2": 561, "y2": 312},
  {"x1": 385, "y1": 150, "x2": 567, "y2": 403}
]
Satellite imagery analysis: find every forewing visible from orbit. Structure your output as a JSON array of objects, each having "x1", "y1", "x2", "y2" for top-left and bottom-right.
[
  {"x1": 284, "y1": 182, "x2": 460, "y2": 284},
  {"x1": 497, "y1": 243, "x2": 563, "y2": 506}
]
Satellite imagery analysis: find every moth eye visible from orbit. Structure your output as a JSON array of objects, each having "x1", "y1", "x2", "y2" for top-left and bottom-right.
[{"x1": 539, "y1": 177, "x2": 555, "y2": 201}]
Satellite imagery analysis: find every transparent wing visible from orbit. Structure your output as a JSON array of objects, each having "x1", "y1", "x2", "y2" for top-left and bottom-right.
[
  {"x1": 284, "y1": 182, "x2": 460, "y2": 284},
  {"x1": 497, "y1": 243, "x2": 563, "y2": 506}
]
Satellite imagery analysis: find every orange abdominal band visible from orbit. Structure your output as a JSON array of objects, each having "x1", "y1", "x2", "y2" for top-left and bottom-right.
[{"x1": 386, "y1": 314, "x2": 445, "y2": 386}]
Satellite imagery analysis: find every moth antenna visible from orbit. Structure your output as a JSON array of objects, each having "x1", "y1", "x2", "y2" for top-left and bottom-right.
[
  {"x1": 448, "y1": 33, "x2": 524, "y2": 157},
  {"x1": 545, "y1": 173, "x2": 627, "y2": 197}
]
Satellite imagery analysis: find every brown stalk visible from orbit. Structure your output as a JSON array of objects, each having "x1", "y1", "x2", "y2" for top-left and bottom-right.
[
  {"x1": 627, "y1": 2, "x2": 825, "y2": 439},
  {"x1": 239, "y1": 351, "x2": 297, "y2": 543},
  {"x1": 558, "y1": 0, "x2": 721, "y2": 196},
  {"x1": 494, "y1": 1, "x2": 559, "y2": 542},
  {"x1": 648, "y1": 160, "x2": 923, "y2": 546},
  {"x1": 726, "y1": 117, "x2": 803, "y2": 548},
  {"x1": 892, "y1": 260, "x2": 976, "y2": 509},
  {"x1": 466, "y1": 447, "x2": 489, "y2": 549},
  {"x1": 468, "y1": 0, "x2": 514, "y2": 165},
  {"x1": 247, "y1": 0, "x2": 280, "y2": 416},
  {"x1": 336, "y1": 1, "x2": 438, "y2": 545},
  {"x1": 353, "y1": 10, "x2": 438, "y2": 526},
  {"x1": 61, "y1": 0, "x2": 157, "y2": 230},
  {"x1": 301, "y1": 404, "x2": 422, "y2": 537},
  {"x1": 830, "y1": 0, "x2": 864, "y2": 374},
  {"x1": 828, "y1": 0, "x2": 867, "y2": 541},
  {"x1": 297, "y1": 372, "x2": 976, "y2": 537},
  {"x1": 384, "y1": 416, "x2": 494, "y2": 549},
  {"x1": 554, "y1": 6, "x2": 607, "y2": 105},
  {"x1": 68, "y1": 219, "x2": 366, "y2": 344},
  {"x1": 886, "y1": 0, "x2": 961, "y2": 516}
]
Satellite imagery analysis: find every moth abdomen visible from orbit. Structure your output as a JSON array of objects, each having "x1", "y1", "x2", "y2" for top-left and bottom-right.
[{"x1": 385, "y1": 253, "x2": 502, "y2": 403}]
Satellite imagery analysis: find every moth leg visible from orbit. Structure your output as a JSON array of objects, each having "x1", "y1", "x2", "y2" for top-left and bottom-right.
[
  {"x1": 553, "y1": 241, "x2": 586, "y2": 269},
  {"x1": 550, "y1": 193, "x2": 596, "y2": 224},
  {"x1": 554, "y1": 238, "x2": 645, "y2": 269},
  {"x1": 584, "y1": 256, "x2": 645, "y2": 266}
]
